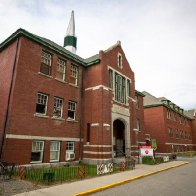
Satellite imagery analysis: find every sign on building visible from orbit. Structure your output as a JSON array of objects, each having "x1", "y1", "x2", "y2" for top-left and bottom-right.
[
  {"x1": 151, "y1": 139, "x2": 157, "y2": 150},
  {"x1": 140, "y1": 146, "x2": 153, "y2": 157},
  {"x1": 97, "y1": 163, "x2": 113, "y2": 175}
]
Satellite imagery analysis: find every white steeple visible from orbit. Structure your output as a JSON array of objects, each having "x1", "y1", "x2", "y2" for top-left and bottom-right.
[{"x1": 64, "y1": 11, "x2": 77, "y2": 54}]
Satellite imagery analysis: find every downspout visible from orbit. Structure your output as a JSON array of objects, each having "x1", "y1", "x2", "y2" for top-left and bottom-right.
[
  {"x1": 0, "y1": 37, "x2": 20, "y2": 160},
  {"x1": 79, "y1": 67, "x2": 84, "y2": 162}
]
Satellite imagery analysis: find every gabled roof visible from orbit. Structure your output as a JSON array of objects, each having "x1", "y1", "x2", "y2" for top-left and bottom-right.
[
  {"x1": 184, "y1": 110, "x2": 196, "y2": 119},
  {"x1": 142, "y1": 91, "x2": 162, "y2": 106},
  {"x1": 135, "y1": 90, "x2": 145, "y2": 97},
  {"x1": 142, "y1": 91, "x2": 193, "y2": 120},
  {"x1": 0, "y1": 28, "x2": 100, "y2": 67}
]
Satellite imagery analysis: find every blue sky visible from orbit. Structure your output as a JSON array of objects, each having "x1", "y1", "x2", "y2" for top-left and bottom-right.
[{"x1": 0, "y1": 0, "x2": 196, "y2": 109}]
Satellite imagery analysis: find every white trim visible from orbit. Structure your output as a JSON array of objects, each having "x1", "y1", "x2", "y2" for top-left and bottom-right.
[
  {"x1": 130, "y1": 97, "x2": 136, "y2": 102},
  {"x1": 83, "y1": 158, "x2": 111, "y2": 161},
  {"x1": 83, "y1": 151, "x2": 112, "y2": 155},
  {"x1": 133, "y1": 128, "x2": 139, "y2": 132},
  {"x1": 84, "y1": 144, "x2": 112, "y2": 147},
  {"x1": 38, "y1": 72, "x2": 53, "y2": 79},
  {"x1": 103, "y1": 123, "x2": 110, "y2": 127},
  {"x1": 6, "y1": 134, "x2": 81, "y2": 142},
  {"x1": 83, "y1": 144, "x2": 112, "y2": 147},
  {"x1": 165, "y1": 142, "x2": 194, "y2": 146},
  {"x1": 91, "y1": 123, "x2": 99, "y2": 127},
  {"x1": 85, "y1": 85, "x2": 110, "y2": 91},
  {"x1": 107, "y1": 66, "x2": 132, "y2": 82},
  {"x1": 34, "y1": 114, "x2": 50, "y2": 118}
]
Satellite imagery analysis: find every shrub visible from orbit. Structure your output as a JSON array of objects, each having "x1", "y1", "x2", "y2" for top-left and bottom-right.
[{"x1": 142, "y1": 157, "x2": 155, "y2": 165}]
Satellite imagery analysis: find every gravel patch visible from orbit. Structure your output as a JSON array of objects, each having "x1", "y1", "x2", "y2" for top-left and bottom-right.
[{"x1": 0, "y1": 178, "x2": 43, "y2": 196}]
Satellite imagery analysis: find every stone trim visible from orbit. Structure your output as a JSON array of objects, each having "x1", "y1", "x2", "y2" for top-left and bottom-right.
[
  {"x1": 165, "y1": 142, "x2": 194, "y2": 146},
  {"x1": 103, "y1": 123, "x2": 110, "y2": 127},
  {"x1": 85, "y1": 85, "x2": 110, "y2": 91},
  {"x1": 83, "y1": 151, "x2": 113, "y2": 155},
  {"x1": 83, "y1": 144, "x2": 112, "y2": 147},
  {"x1": 91, "y1": 123, "x2": 99, "y2": 127},
  {"x1": 6, "y1": 134, "x2": 81, "y2": 142}
]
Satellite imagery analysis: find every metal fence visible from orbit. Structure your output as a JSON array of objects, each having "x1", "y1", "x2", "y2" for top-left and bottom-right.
[{"x1": 11, "y1": 161, "x2": 135, "y2": 185}]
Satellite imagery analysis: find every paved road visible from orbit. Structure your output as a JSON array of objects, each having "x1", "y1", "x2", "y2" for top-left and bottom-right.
[{"x1": 92, "y1": 158, "x2": 196, "y2": 196}]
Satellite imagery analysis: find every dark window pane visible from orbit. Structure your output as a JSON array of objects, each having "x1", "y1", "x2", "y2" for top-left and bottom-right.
[
  {"x1": 31, "y1": 152, "x2": 41, "y2": 162},
  {"x1": 36, "y1": 104, "x2": 45, "y2": 114},
  {"x1": 40, "y1": 63, "x2": 50, "y2": 75},
  {"x1": 68, "y1": 110, "x2": 75, "y2": 119}
]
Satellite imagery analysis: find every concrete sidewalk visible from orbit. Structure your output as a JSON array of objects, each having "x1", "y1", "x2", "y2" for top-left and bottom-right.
[{"x1": 16, "y1": 161, "x2": 189, "y2": 196}]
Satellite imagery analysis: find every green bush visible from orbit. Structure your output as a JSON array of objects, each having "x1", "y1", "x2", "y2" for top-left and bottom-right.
[{"x1": 142, "y1": 157, "x2": 155, "y2": 165}]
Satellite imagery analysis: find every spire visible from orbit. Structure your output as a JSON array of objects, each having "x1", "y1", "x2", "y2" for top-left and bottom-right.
[{"x1": 64, "y1": 11, "x2": 77, "y2": 54}]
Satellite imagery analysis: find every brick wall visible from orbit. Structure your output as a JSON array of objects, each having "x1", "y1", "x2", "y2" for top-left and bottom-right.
[{"x1": 144, "y1": 106, "x2": 193, "y2": 153}]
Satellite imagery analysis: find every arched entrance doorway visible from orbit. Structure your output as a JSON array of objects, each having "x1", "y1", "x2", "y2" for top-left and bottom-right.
[{"x1": 113, "y1": 119, "x2": 125, "y2": 157}]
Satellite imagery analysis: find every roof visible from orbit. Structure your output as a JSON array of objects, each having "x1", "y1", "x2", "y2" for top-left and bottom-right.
[
  {"x1": 0, "y1": 28, "x2": 100, "y2": 67},
  {"x1": 184, "y1": 110, "x2": 196, "y2": 119},
  {"x1": 142, "y1": 91, "x2": 194, "y2": 120},
  {"x1": 135, "y1": 90, "x2": 145, "y2": 97}
]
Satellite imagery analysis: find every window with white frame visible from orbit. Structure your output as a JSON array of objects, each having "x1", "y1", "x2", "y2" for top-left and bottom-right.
[
  {"x1": 70, "y1": 64, "x2": 78, "y2": 85},
  {"x1": 31, "y1": 141, "x2": 44, "y2": 163},
  {"x1": 136, "y1": 119, "x2": 140, "y2": 131},
  {"x1": 50, "y1": 141, "x2": 60, "y2": 162},
  {"x1": 167, "y1": 109, "x2": 171, "y2": 119},
  {"x1": 40, "y1": 51, "x2": 52, "y2": 75},
  {"x1": 56, "y1": 59, "x2": 66, "y2": 81},
  {"x1": 68, "y1": 101, "x2": 76, "y2": 120},
  {"x1": 53, "y1": 97, "x2": 63, "y2": 118},
  {"x1": 115, "y1": 73, "x2": 126, "y2": 103},
  {"x1": 168, "y1": 128, "x2": 173, "y2": 137},
  {"x1": 66, "y1": 141, "x2": 75, "y2": 152},
  {"x1": 117, "y1": 54, "x2": 122, "y2": 68},
  {"x1": 36, "y1": 93, "x2": 48, "y2": 115}
]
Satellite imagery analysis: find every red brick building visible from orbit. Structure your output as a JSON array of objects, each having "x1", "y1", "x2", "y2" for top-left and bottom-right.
[
  {"x1": 143, "y1": 91, "x2": 195, "y2": 154},
  {"x1": 0, "y1": 22, "x2": 145, "y2": 164}
]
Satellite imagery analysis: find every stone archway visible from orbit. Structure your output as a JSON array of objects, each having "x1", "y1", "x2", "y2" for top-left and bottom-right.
[{"x1": 113, "y1": 119, "x2": 125, "y2": 157}]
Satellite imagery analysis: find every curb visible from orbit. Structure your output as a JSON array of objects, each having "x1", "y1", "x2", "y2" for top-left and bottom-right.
[{"x1": 74, "y1": 162, "x2": 189, "y2": 196}]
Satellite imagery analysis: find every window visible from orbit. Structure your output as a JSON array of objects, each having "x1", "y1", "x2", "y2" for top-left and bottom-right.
[
  {"x1": 176, "y1": 130, "x2": 179, "y2": 138},
  {"x1": 167, "y1": 109, "x2": 171, "y2": 119},
  {"x1": 115, "y1": 73, "x2": 126, "y2": 103},
  {"x1": 50, "y1": 141, "x2": 60, "y2": 162},
  {"x1": 40, "y1": 51, "x2": 52, "y2": 75},
  {"x1": 168, "y1": 128, "x2": 173, "y2": 137},
  {"x1": 31, "y1": 141, "x2": 44, "y2": 163},
  {"x1": 179, "y1": 131, "x2": 182, "y2": 138},
  {"x1": 136, "y1": 119, "x2": 140, "y2": 131},
  {"x1": 127, "y1": 79, "x2": 131, "y2": 97},
  {"x1": 173, "y1": 113, "x2": 177, "y2": 121},
  {"x1": 70, "y1": 64, "x2": 78, "y2": 85},
  {"x1": 66, "y1": 141, "x2": 75, "y2": 152},
  {"x1": 68, "y1": 101, "x2": 76, "y2": 120},
  {"x1": 87, "y1": 123, "x2": 90, "y2": 143},
  {"x1": 56, "y1": 59, "x2": 66, "y2": 81},
  {"x1": 185, "y1": 132, "x2": 187, "y2": 139},
  {"x1": 109, "y1": 69, "x2": 113, "y2": 89},
  {"x1": 117, "y1": 54, "x2": 122, "y2": 68},
  {"x1": 36, "y1": 93, "x2": 48, "y2": 115},
  {"x1": 53, "y1": 97, "x2": 63, "y2": 118},
  {"x1": 135, "y1": 95, "x2": 139, "y2": 109}
]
